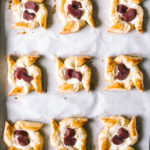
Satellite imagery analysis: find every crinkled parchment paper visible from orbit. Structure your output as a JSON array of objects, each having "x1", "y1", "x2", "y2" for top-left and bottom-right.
[{"x1": 0, "y1": 0, "x2": 150, "y2": 149}]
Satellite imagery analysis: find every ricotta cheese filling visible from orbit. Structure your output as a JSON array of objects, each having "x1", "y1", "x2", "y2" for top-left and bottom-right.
[
  {"x1": 12, "y1": 61, "x2": 36, "y2": 88},
  {"x1": 58, "y1": 65, "x2": 88, "y2": 90},
  {"x1": 13, "y1": 0, "x2": 41, "y2": 24},
  {"x1": 58, "y1": 125, "x2": 86, "y2": 150},
  {"x1": 64, "y1": 0, "x2": 91, "y2": 21},
  {"x1": 109, "y1": 124, "x2": 132, "y2": 150},
  {"x1": 12, "y1": 130, "x2": 41, "y2": 150},
  {"x1": 115, "y1": 64, "x2": 138, "y2": 86},
  {"x1": 116, "y1": 0, "x2": 139, "y2": 24}
]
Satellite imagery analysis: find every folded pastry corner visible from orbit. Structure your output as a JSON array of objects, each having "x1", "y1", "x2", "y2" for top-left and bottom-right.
[
  {"x1": 50, "y1": 117, "x2": 87, "y2": 150},
  {"x1": 108, "y1": 0, "x2": 144, "y2": 34},
  {"x1": 55, "y1": 56, "x2": 91, "y2": 93},
  {"x1": 12, "y1": 0, "x2": 48, "y2": 29},
  {"x1": 8, "y1": 54, "x2": 42, "y2": 95},
  {"x1": 104, "y1": 55, "x2": 144, "y2": 92},
  {"x1": 98, "y1": 115, "x2": 138, "y2": 150},
  {"x1": 4, "y1": 120, "x2": 44, "y2": 150},
  {"x1": 59, "y1": 0, "x2": 95, "y2": 34}
]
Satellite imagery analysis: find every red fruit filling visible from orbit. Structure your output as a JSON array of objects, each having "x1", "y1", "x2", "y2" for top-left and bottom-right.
[
  {"x1": 111, "y1": 128, "x2": 129, "y2": 145},
  {"x1": 117, "y1": 128, "x2": 129, "y2": 139},
  {"x1": 65, "y1": 69, "x2": 82, "y2": 81},
  {"x1": 23, "y1": 10, "x2": 35, "y2": 21},
  {"x1": 64, "y1": 128, "x2": 76, "y2": 146},
  {"x1": 68, "y1": 1, "x2": 82, "y2": 19},
  {"x1": 112, "y1": 135, "x2": 122, "y2": 145},
  {"x1": 116, "y1": 63, "x2": 130, "y2": 80},
  {"x1": 14, "y1": 130, "x2": 30, "y2": 146},
  {"x1": 117, "y1": 4, "x2": 136, "y2": 22},
  {"x1": 14, "y1": 67, "x2": 33, "y2": 83},
  {"x1": 24, "y1": 1, "x2": 38, "y2": 12}
]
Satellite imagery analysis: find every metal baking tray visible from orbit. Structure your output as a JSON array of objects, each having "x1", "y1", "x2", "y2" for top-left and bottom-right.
[{"x1": 0, "y1": 0, "x2": 150, "y2": 149}]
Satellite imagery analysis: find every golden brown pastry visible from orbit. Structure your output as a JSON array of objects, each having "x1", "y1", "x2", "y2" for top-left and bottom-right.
[
  {"x1": 98, "y1": 116, "x2": 138, "y2": 150},
  {"x1": 8, "y1": 55, "x2": 42, "y2": 95},
  {"x1": 51, "y1": 117, "x2": 87, "y2": 150},
  {"x1": 59, "y1": 0, "x2": 95, "y2": 34},
  {"x1": 108, "y1": 0, "x2": 144, "y2": 33},
  {"x1": 12, "y1": 0, "x2": 48, "y2": 29},
  {"x1": 55, "y1": 56, "x2": 91, "y2": 93},
  {"x1": 104, "y1": 55, "x2": 144, "y2": 92},
  {"x1": 3, "y1": 120, "x2": 44, "y2": 150}
]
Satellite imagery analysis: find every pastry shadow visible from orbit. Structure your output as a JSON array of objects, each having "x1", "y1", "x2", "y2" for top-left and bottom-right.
[
  {"x1": 40, "y1": 124, "x2": 50, "y2": 150},
  {"x1": 141, "y1": 2, "x2": 149, "y2": 32},
  {"x1": 84, "y1": 118, "x2": 95, "y2": 150},
  {"x1": 36, "y1": 55, "x2": 48, "y2": 93},
  {"x1": 87, "y1": 59, "x2": 99, "y2": 91},
  {"x1": 110, "y1": 54, "x2": 149, "y2": 91},
  {"x1": 45, "y1": 0, "x2": 53, "y2": 29},
  {"x1": 138, "y1": 58, "x2": 150, "y2": 91},
  {"x1": 134, "y1": 115, "x2": 143, "y2": 150},
  {"x1": 92, "y1": 0, "x2": 101, "y2": 27}
]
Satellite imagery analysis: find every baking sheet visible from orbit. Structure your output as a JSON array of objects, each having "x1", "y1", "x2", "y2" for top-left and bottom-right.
[{"x1": 0, "y1": 0, "x2": 150, "y2": 149}]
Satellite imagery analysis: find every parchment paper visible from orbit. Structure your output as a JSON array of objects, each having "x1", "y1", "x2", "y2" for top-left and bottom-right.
[{"x1": 0, "y1": 0, "x2": 150, "y2": 149}]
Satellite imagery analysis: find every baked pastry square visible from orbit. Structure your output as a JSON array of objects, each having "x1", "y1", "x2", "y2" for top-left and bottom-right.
[
  {"x1": 51, "y1": 117, "x2": 87, "y2": 150},
  {"x1": 59, "y1": 0, "x2": 95, "y2": 34},
  {"x1": 12, "y1": 0, "x2": 48, "y2": 29},
  {"x1": 8, "y1": 55, "x2": 42, "y2": 95},
  {"x1": 4, "y1": 120, "x2": 44, "y2": 150},
  {"x1": 55, "y1": 56, "x2": 91, "y2": 93},
  {"x1": 98, "y1": 116, "x2": 138, "y2": 150},
  {"x1": 108, "y1": 0, "x2": 144, "y2": 33},
  {"x1": 104, "y1": 55, "x2": 144, "y2": 92}
]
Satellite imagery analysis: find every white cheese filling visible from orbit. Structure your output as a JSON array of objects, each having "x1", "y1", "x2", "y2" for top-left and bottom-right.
[
  {"x1": 64, "y1": 0, "x2": 91, "y2": 21},
  {"x1": 58, "y1": 65, "x2": 87, "y2": 88},
  {"x1": 12, "y1": 130, "x2": 41, "y2": 150},
  {"x1": 13, "y1": 0, "x2": 40, "y2": 24},
  {"x1": 109, "y1": 124, "x2": 132, "y2": 150},
  {"x1": 114, "y1": 64, "x2": 138, "y2": 88},
  {"x1": 58, "y1": 125, "x2": 85, "y2": 150},
  {"x1": 12, "y1": 62, "x2": 34, "y2": 88},
  {"x1": 116, "y1": 0, "x2": 139, "y2": 25}
]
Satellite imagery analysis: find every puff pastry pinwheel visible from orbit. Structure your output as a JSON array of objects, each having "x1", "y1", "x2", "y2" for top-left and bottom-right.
[
  {"x1": 8, "y1": 55, "x2": 42, "y2": 96},
  {"x1": 12, "y1": 0, "x2": 48, "y2": 29},
  {"x1": 104, "y1": 55, "x2": 144, "y2": 92},
  {"x1": 98, "y1": 116, "x2": 138, "y2": 150},
  {"x1": 3, "y1": 120, "x2": 44, "y2": 150},
  {"x1": 59, "y1": 0, "x2": 95, "y2": 34},
  {"x1": 55, "y1": 56, "x2": 91, "y2": 93},
  {"x1": 108, "y1": 0, "x2": 144, "y2": 33},
  {"x1": 51, "y1": 117, "x2": 87, "y2": 150}
]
